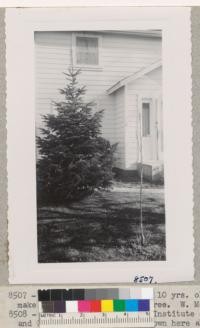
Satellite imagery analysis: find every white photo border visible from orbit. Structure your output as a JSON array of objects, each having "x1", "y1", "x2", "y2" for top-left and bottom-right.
[{"x1": 6, "y1": 7, "x2": 193, "y2": 284}]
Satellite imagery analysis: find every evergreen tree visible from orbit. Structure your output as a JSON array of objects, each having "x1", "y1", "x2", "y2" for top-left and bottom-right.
[{"x1": 36, "y1": 68, "x2": 117, "y2": 204}]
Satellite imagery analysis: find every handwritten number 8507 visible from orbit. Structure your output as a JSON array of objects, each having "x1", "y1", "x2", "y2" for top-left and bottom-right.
[{"x1": 133, "y1": 276, "x2": 156, "y2": 284}]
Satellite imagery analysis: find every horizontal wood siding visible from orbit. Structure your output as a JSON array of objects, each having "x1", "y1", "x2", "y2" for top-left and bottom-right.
[
  {"x1": 35, "y1": 31, "x2": 161, "y2": 145},
  {"x1": 125, "y1": 87, "x2": 138, "y2": 169},
  {"x1": 146, "y1": 66, "x2": 162, "y2": 85}
]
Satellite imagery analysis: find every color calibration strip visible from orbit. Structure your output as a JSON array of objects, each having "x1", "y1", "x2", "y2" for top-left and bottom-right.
[
  {"x1": 38, "y1": 288, "x2": 153, "y2": 314},
  {"x1": 38, "y1": 288, "x2": 154, "y2": 327},
  {"x1": 38, "y1": 287, "x2": 154, "y2": 328},
  {"x1": 39, "y1": 299, "x2": 150, "y2": 314}
]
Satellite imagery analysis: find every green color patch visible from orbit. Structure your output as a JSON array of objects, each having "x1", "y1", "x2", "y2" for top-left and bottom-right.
[{"x1": 113, "y1": 300, "x2": 125, "y2": 312}]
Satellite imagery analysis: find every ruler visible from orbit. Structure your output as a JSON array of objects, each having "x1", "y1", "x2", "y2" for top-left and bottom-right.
[{"x1": 39, "y1": 310, "x2": 154, "y2": 327}]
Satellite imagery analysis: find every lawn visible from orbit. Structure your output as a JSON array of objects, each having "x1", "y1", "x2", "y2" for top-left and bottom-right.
[{"x1": 37, "y1": 181, "x2": 166, "y2": 263}]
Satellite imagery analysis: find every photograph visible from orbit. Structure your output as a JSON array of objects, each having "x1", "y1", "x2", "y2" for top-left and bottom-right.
[
  {"x1": 35, "y1": 30, "x2": 166, "y2": 263},
  {"x1": 7, "y1": 7, "x2": 193, "y2": 283}
]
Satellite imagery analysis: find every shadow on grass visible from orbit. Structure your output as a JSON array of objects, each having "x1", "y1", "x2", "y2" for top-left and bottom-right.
[{"x1": 38, "y1": 188, "x2": 166, "y2": 263}]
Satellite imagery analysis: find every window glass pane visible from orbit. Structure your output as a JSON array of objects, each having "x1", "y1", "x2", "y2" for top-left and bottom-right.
[
  {"x1": 76, "y1": 36, "x2": 98, "y2": 65},
  {"x1": 142, "y1": 102, "x2": 150, "y2": 137}
]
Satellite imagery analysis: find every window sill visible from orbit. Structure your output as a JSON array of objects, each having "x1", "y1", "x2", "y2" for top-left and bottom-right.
[{"x1": 73, "y1": 65, "x2": 103, "y2": 72}]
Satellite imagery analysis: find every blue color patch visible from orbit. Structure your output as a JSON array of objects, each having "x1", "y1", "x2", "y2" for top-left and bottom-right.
[
  {"x1": 138, "y1": 300, "x2": 150, "y2": 312},
  {"x1": 125, "y1": 300, "x2": 138, "y2": 312}
]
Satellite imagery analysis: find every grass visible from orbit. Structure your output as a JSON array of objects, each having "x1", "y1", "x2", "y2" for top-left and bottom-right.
[{"x1": 37, "y1": 182, "x2": 166, "y2": 263}]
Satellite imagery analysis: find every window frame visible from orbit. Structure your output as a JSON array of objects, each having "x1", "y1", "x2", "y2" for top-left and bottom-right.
[
  {"x1": 72, "y1": 32, "x2": 102, "y2": 70},
  {"x1": 141, "y1": 98, "x2": 152, "y2": 137}
]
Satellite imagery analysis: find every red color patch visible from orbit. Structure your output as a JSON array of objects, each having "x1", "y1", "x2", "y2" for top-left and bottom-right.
[{"x1": 90, "y1": 300, "x2": 101, "y2": 312}]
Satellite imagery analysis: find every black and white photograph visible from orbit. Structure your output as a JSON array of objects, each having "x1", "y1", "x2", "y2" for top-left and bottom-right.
[
  {"x1": 7, "y1": 7, "x2": 193, "y2": 283},
  {"x1": 35, "y1": 30, "x2": 165, "y2": 263}
]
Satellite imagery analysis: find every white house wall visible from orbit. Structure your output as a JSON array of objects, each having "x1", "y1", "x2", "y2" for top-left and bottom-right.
[
  {"x1": 35, "y1": 31, "x2": 161, "y2": 147},
  {"x1": 114, "y1": 87, "x2": 125, "y2": 169},
  {"x1": 125, "y1": 66, "x2": 162, "y2": 169},
  {"x1": 146, "y1": 66, "x2": 162, "y2": 85},
  {"x1": 125, "y1": 87, "x2": 138, "y2": 169}
]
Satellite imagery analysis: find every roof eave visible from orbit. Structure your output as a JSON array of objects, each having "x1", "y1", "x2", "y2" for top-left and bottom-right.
[{"x1": 107, "y1": 60, "x2": 162, "y2": 95}]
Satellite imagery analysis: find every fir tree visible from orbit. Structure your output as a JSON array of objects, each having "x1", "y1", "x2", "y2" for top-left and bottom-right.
[{"x1": 36, "y1": 68, "x2": 117, "y2": 204}]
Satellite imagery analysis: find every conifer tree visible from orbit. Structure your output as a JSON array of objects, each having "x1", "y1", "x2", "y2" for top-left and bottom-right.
[{"x1": 37, "y1": 68, "x2": 117, "y2": 204}]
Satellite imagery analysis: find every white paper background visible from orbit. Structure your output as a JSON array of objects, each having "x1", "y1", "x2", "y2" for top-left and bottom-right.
[
  {"x1": 0, "y1": 1, "x2": 200, "y2": 7},
  {"x1": 6, "y1": 7, "x2": 193, "y2": 284}
]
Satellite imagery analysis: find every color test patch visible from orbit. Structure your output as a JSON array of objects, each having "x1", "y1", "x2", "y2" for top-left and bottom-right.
[
  {"x1": 66, "y1": 301, "x2": 78, "y2": 313},
  {"x1": 90, "y1": 300, "x2": 101, "y2": 312},
  {"x1": 113, "y1": 300, "x2": 125, "y2": 312},
  {"x1": 40, "y1": 301, "x2": 54, "y2": 313},
  {"x1": 141, "y1": 288, "x2": 154, "y2": 300},
  {"x1": 54, "y1": 301, "x2": 66, "y2": 313},
  {"x1": 78, "y1": 300, "x2": 91, "y2": 312},
  {"x1": 138, "y1": 300, "x2": 150, "y2": 312},
  {"x1": 101, "y1": 300, "x2": 113, "y2": 312},
  {"x1": 125, "y1": 300, "x2": 138, "y2": 312}
]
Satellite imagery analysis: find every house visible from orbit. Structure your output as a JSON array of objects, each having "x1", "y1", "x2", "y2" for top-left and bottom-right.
[{"x1": 35, "y1": 30, "x2": 163, "y2": 181}]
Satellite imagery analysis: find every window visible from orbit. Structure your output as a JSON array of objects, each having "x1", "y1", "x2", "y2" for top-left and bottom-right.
[
  {"x1": 75, "y1": 36, "x2": 99, "y2": 66},
  {"x1": 142, "y1": 102, "x2": 151, "y2": 137}
]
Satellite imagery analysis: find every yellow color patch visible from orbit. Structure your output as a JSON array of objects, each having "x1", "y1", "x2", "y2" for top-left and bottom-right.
[{"x1": 101, "y1": 300, "x2": 113, "y2": 312}]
